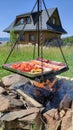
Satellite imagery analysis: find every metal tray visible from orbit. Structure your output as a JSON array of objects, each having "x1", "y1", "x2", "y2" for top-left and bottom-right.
[{"x1": 2, "y1": 60, "x2": 69, "y2": 81}]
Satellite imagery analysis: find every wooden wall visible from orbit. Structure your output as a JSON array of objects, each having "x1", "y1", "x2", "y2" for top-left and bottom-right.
[{"x1": 18, "y1": 30, "x2": 61, "y2": 45}]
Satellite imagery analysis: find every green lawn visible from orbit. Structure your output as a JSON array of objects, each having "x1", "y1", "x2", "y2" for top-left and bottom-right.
[
  {"x1": 0, "y1": 45, "x2": 73, "y2": 79},
  {"x1": 0, "y1": 128, "x2": 2, "y2": 130}
]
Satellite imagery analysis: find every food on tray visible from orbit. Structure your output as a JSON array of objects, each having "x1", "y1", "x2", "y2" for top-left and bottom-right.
[
  {"x1": 12, "y1": 62, "x2": 33, "y2": 72},
  {"x1": 30, "y1": 68, "x2": 42, "y2": 74},
  {"x1": 37, "y1": 57, "x2": 49, "y2": 63},
  {"x1": 37, "y1": 57, "x2": 66, "y2": 67},
  {"x1": 12, "y1": 62, "x2": 43, "y2": 73},
  {"x1": 11, "y1": 59, "x2": 65, "y2": 75}
]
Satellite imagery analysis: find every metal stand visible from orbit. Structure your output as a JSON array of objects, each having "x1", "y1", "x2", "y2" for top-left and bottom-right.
[{"x1": 2, "y1": 0, "x2": 69, "y2": 82}]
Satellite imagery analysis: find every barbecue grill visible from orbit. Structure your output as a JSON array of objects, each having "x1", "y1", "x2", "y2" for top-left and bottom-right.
[{"x1": 2, "y1": 0, "x2": 69, "y2": 82}]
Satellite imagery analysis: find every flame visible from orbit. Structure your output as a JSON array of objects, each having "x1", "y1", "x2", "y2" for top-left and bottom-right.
[{"x1": 33, "y1": 79, "x2": 57, "y2": 90}]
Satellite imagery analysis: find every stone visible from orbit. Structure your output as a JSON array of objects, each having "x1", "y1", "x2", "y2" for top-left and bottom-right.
[
  {"x1": 44, "y1": 108, "x2": 60, "y2": 120},
  {"x1": 0, "y1": 94, "x2": 10, "y2": 112},
  {"x1": 54, "y1": 110, "x2": 60, "y2": 120},
  {"x1": 18, "y1": 113, "x2": 38, "y2": 122},
  {"x1": 59, "y1": 94, "x2": 72, "y2": 110},
  {"x1": 0, "y1": 107, "x2": 39, "y2": 121},
  {"x1": 43, "y1": 108, "x2": 57, "y2": 118},
  {"x1": 44, "y1": 113, "x2": 61, "y2": 130},
  {"x1": 59, "y1": 110, "x2": 65, "y2": 118},
  {"x1": 1, "y1": 74, "x2": 29, "y2": 87},
  {"x1": 0, "y1": 86, "x2": 5, "y2": 94},
  {"x1": 0, "y1": 80, "x2": 4, "y2": 87},
  {"x1": 3, "y1": 120, "x2": 30, "y2": 130},
  {"x1": 61, "y1": 109, "x2": 72, "y2": 130},
  {"x1": 67, "y1": 127, "x2": 73, "y2": 130},
  {"x1": 72, "y1": 101, "x2": 73, "y2": 112},
  {"x1": 6, "y1": 95, "x2": 24, "y2": 109}
]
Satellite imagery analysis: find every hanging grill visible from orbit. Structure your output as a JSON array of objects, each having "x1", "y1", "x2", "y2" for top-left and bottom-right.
[{"x1": 2, "y1": 0, "x2": 69, "y2": 82}]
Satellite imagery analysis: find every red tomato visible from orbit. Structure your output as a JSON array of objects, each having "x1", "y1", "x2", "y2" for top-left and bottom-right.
[
  {"x1": 12, "y1": 62, "x2": 33, "y2": 72},
  {"x1": 12, "y1": 64, "x2": 17, "y2": 69}
]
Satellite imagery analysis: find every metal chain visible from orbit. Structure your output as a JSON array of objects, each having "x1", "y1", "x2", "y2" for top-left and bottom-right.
[
  {"x1": 39, "y1": 0, "x2": 44, "y2": 81},
  {"x1": 39, "y1": 0, "x2": 43, "y2": 59}
]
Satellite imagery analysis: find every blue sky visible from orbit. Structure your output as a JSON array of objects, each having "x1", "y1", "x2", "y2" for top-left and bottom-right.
[{"x1": 0, "y1": 0, "x2": 73, "y2": 37}]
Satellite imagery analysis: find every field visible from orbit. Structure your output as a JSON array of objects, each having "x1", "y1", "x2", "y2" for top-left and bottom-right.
[{"x1": 0, "y1": 44, "x2": 73, "y2": 79}]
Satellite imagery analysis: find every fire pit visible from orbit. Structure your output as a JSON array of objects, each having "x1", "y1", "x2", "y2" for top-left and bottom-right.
[
  {"x1": 13, "y1": 78, "x2": 57, "y2": 106},
  {"x1": 0, "y1": 74, "x2": 73, "y2": 130}
]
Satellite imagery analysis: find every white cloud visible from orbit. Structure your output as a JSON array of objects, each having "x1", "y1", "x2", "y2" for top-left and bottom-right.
[{"x1": 0, "y1": 32, "x2": 9, "y2": 37}]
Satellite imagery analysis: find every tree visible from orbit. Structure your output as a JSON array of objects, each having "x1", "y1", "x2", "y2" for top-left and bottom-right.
[{"x1": 10, "y1": 30, "x2": 17, "y2": 47}]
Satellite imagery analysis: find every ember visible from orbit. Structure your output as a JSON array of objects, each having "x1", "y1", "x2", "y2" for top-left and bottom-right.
[{"x1": 34, "y1": 79, "x2": 57, "y2": 90}]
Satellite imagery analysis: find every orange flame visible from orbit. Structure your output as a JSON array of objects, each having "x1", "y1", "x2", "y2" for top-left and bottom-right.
[{"x1": 33, "y1": 79, "x2": 57, "y2": 90}]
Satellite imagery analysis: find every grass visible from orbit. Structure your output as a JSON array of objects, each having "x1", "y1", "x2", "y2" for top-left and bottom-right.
[{"x1": 0, "y1": 44, "x2": 73, "y2": 79}]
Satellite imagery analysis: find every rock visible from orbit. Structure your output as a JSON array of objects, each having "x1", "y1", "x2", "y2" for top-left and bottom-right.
[
  {"x1": 59, "y1": 94, "x2": 72, "y2": 110},
  {"x1": 0, "y1": 94, "x2": 10, "y2": 112},
  {"x1": 6, "y1": 95, "x2": 24, "y2": 109},
  {"x1": 54, "y1": 110, "x2": 60, "y2": 120},
  {"x1": 18, "y1": 113, "x2": 38, "y2": 122},
  {"x1": 67, "y1": 127, "x2": 73, "y2": 130},
  {"x1": 43, "y1": 108, "x2": 60, "y2": 120},
  {"x1": 44, "y1": 113, "x2": 61, "y2": 130},
  {"x1": 1, "y1": 74, "x2": 29, "y2": 87},
  {"x1": 61, "y1": 109, "x2": 72, "y2": 130},
  {"x1": 3, "y1": 120, "x2": 30, "y2": 130},
  {"x1": 43, "y1": 108, "x2": 57, "y2": 118},
  {"x1": 0, "y1": 80, "x2": 3, "y2": 86},
  {"x1": 59, "y1": 110, "x2": 65, "y2": 118},
  {"x1": 0, "y1": 107, "x2": 39, "y2": 121},
  {"x1": 0, "y1": 86, "x2": 6, "y2": 94}
]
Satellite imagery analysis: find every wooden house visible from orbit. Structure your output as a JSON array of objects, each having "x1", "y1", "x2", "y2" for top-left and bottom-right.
[{"x1": 4, "y1": 8, "x2": 67, "y2": 45}]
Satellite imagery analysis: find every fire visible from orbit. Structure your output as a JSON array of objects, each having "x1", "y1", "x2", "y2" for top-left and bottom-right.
[{"x1": 33, "y1": 79, "x2": 57, "y2": 90}]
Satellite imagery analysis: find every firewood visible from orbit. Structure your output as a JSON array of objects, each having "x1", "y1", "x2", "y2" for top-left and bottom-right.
[{"x1": 16, "y1": 89, "x2": 43, "y2": 108}]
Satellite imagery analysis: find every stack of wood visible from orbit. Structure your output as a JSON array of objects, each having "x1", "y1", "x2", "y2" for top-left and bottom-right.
[{"x1": 0, "y1": 74, "x2": 73, "y2": 130}]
